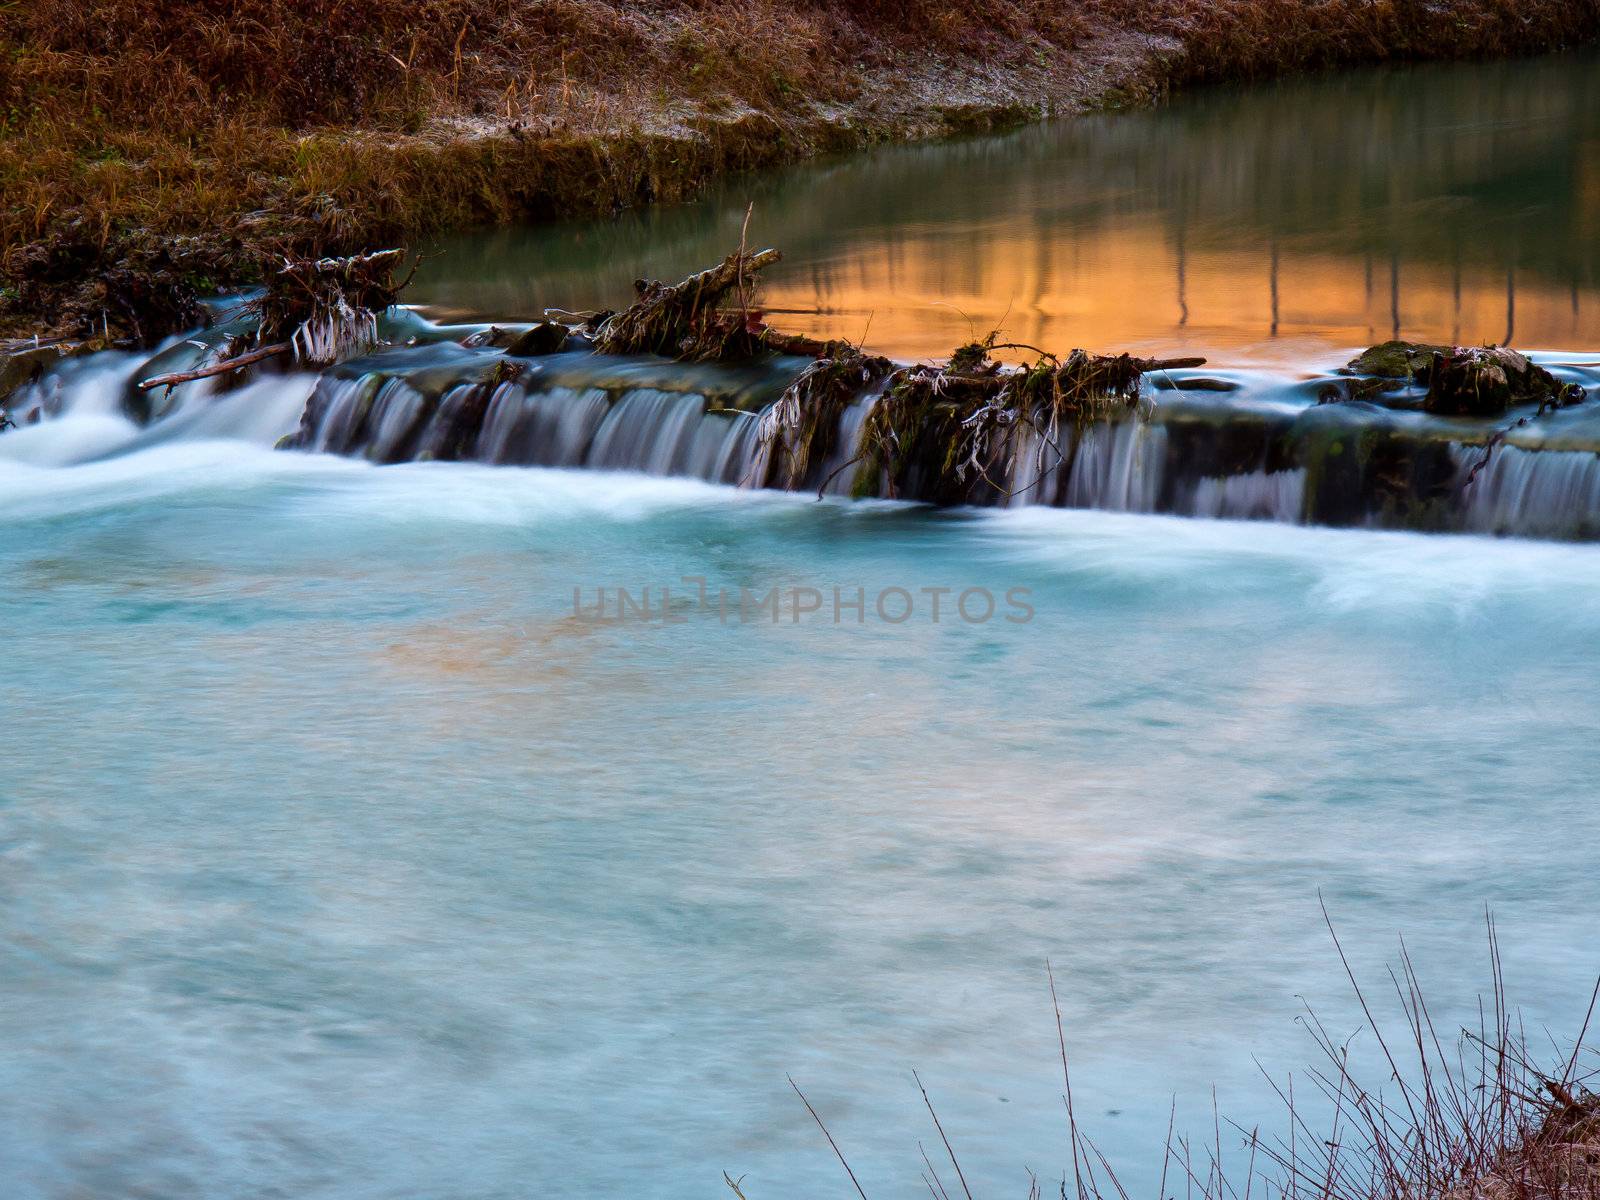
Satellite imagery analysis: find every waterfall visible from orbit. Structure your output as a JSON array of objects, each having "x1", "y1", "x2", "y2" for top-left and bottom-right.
[
  {"x1": 995, "y1": 418, "x2": 1305, "y2": 523},
  {"x1": 477, "y1": 385, "x2": 610, "y2": 466},
  {"x1": 7, "y1": 326, "x2": 1598, "y2": 541},
  {"x1": 290, "y1": 367, "x2": 769, "y2": 486},
  {"x1": 1055, "y1": 420, "x2": 1167, "y2": 513},
  {"x1": 277, "y1": 361, "x2": 1599, "y2": 538},
  {"x1": 1457, "y1": 444, "x2": 1600, "y2": 539}
]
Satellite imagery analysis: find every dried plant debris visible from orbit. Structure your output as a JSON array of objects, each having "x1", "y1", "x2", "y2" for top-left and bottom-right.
[
  {"x1": 137, "y1": 250, "x2": 413, "y2": 393},
  {"x1": 592, "y1": 249, "x2": 784, "y2": 360},
  {"x1": 760, "y1": 333, "x2": 1202, "y2": 503},
  {"x1": 254, "y1": 250, "x2": 413, "y2": 366},
  {"x1": 1428, "y1": 346, "x2": 1585, "y2": 417},
  {"x1": 757, "y1": 349, "x2": 896, "y2": 489}
]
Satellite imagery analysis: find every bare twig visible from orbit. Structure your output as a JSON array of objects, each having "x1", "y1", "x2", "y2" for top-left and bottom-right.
[
  {"x1": 789, "y1": 1075, "x2": 870, "y2": 1200},
  {"x1": 915, "y1": 1071, "x2": 975, "y2": 1200}
]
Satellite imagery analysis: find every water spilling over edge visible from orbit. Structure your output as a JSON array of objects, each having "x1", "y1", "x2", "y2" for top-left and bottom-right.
[{"x1": 4, "y1": 304, "x2": 1599, "y2": 541}]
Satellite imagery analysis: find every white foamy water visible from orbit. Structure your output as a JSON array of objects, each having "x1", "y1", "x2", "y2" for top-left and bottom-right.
[{"x1": 4, "y1": 425, "x2": 1599, "y2": 1198}]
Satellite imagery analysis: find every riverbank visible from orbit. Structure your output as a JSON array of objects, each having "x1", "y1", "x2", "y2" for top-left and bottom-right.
[{"x1": 3, "y1": 0, "x2": 1598, "y2": 344}]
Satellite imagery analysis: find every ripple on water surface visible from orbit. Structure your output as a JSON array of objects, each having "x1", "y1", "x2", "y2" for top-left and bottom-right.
[{"x1": 3, "y1": 445, "x2": 1599, "y2": 1198}]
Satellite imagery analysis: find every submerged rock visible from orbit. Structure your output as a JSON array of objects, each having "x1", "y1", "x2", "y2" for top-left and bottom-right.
[
  {"x1": 504, "y1": 322, "x2": 571, "y2": 357},
  {"x1": 1151, "y1": 375, "x2": 1240, "y2": 394},
  {"x1": 0, "y1": 341, "x2": 75, "y2": 410},
  {"x1": 459, "y1": 325, "x2": 522, "y2": 349}
]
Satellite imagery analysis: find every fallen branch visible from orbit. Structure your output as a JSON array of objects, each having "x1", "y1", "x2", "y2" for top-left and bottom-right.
[
  {"x1": 1131, "y1": 355, "x2": 1207, "y2": 372},
  {"x1": 137, "y1": 341, "x2": 290, "y2": 390}
]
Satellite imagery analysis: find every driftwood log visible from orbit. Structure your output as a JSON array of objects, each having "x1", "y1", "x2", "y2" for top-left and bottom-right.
[{"x1": 137, "y1": 342, "x2": 290, "y2": 391}]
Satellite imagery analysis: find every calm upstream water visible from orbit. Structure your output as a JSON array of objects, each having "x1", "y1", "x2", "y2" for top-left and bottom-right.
[
  {"x1": 4, "y1": 53, "x2": 1600, "y2": 1200},
  {"x1": 415, "y1": 50, "x2": 1600, "y2": 365}
]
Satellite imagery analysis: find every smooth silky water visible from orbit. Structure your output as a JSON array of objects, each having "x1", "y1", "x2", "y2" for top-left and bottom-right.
[{"x1": 3, "y1": 53, "x2": 1600, "y2": 1200}]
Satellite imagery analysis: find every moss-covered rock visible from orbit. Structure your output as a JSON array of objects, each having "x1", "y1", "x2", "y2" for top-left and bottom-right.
[
  {"x1": 1424, "y1": 346, "x2": 1581, "y2": 416},
  {"x1": 1342, "y1": 340, "x2": 1586, "y2": 417},
  {"x1": 1344, "y1": 340, "x2": 1450, "y2": 381}
]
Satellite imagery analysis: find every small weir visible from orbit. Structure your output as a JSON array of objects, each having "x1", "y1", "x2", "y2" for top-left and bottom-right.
[{"x1": 5, "y1": 309, "x2": 1598, "y2": 540}]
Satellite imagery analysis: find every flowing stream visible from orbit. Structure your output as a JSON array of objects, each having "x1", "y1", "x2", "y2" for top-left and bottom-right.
[{"x1": 3, "y1": 51, "x2": 1600, "y2": 1200}]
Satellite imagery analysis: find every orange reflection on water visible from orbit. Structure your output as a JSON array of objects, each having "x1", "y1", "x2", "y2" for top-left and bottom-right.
[
  {"x1": 754, "y1": 217, "x2": 1599, "y2": 366},
  {"x1": 415, "y1": 50, "x2": 1600, "y2": 367}
]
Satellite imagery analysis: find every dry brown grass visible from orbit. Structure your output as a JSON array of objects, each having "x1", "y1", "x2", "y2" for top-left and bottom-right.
[
  {"x1": 1099, "y1": 0, "x2": 1600, "y2": 85},
  {"x1": 1, "y1": 0, "x2": 1596, "y2": 339},
  {"x1": 1, "y1": 0, "x2": 1089, "y2": 140}
]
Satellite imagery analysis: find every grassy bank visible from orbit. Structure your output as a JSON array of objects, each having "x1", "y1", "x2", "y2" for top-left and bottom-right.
[{"x1": 3, "y1": 0, "x2": 1598, "y2": 342}]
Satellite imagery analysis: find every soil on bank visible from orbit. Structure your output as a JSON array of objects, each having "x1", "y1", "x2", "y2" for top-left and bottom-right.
[{"x1": 3, "y1": 0, "x2": 1598, "y2": 343}]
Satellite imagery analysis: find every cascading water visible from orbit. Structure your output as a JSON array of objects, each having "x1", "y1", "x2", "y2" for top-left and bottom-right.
[
  {"x1": 4, "y1": 314, "x2": 1598, "y2": 540},
  {"x1": 1455, "y1": 444, "x2": 1600, "y2": 540},
  {"x1": 287, "y1": 349, "x2": 775, "y2": 485}
]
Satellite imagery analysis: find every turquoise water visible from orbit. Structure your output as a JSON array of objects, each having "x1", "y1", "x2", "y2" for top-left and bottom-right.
[
  {"x1": 4, "y1": 440, "x2": 1600, "y2": 1196},
  {"x1": 5, "y1": 50, "x2": 1600, "y2": 1200}
]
